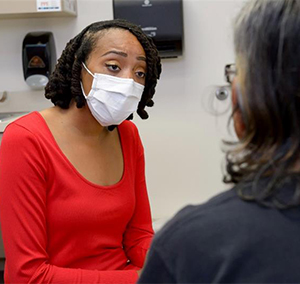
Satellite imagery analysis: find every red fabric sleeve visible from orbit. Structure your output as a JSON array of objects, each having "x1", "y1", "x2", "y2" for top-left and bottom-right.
[
  {"x1": 123, "y1": 127, "x2": 154, "y2": 268},
  {"x1": 0, "y1": 124, "x2": 138, "y2": 284}
]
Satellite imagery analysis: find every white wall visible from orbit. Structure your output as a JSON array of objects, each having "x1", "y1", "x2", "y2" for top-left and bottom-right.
[{"x1": 0, "y1": 0, "x2": 246, "y2": 220}]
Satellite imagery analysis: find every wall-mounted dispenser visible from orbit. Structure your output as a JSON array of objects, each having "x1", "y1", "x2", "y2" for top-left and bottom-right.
[
  {"x1": 113, "y1": 0, "x2": 183, "y2": 59},
  {"x1": 22, "y1": 32, "x2": 56, "y2": 90}
]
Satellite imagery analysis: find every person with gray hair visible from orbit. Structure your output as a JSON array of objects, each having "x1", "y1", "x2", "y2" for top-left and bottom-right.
[{"x1": 138, "y1": 0, "x2": 300, "y2": 283}]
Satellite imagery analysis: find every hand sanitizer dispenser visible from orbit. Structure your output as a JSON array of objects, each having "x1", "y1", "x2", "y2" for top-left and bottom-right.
[
  {"x1": 113, "y1": 0, "x2": 184, "y2": 58},
  {"x1": 22, "y1": 32, "x2": 56, "y2": 90}
]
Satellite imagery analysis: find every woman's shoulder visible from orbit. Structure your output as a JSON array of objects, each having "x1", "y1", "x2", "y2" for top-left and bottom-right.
[
  {"x1": 2, "y1": 111, "x2": 48, "y2": 145},
  {"x1": 5, "y1": 111, "x2": 45, "y2": 134},
  {"x1": 0, "y1": 112, "x2": 50, "y2": 159},
  {"x1": 153, "y1": 188, "x2": 272, "y2": 250},
  {"x1": 155, "y1": 189, "x2": 239, "y2": 238},
  {"x1": 119, "y1": 119, "x2": 139, "y2": 134},
  {"x1": 118, "y1": 120, "x2": 144, "y2": 156},
  {"x1": 149, "y1": 187, "x2": 300, "y2": 283},
  {"x1": 118, "y1": 120, "x2": 141, "y2": 142}
]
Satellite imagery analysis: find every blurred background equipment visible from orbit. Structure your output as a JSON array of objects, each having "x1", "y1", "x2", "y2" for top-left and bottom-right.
[
  {"x1": 113, "y1": 0, "x2": 184, "y2": 58},
  {"x1": 22, "y1": 32, "x2": 56, "y2": 90}
]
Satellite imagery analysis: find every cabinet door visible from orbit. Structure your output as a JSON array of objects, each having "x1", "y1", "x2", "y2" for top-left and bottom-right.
[
  {"x1": 0, "y1": 0, "x2": 77, "y2": 18},
  {"x1": 0, "y1": 0, "x2": 36, "y2": 14}
]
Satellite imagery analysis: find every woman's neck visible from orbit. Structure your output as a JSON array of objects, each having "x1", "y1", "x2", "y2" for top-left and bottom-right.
[{"x1": 52, "y1": 101, "x2": 109, "y2": 138}]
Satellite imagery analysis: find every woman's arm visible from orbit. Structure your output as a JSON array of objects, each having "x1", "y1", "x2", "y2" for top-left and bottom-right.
[
  {"x1": 0, "y1": 124, "x2": 138, "y2": 284},
  {"x1": 122, "y1": 127, "x2": 154, "y2": 268}
]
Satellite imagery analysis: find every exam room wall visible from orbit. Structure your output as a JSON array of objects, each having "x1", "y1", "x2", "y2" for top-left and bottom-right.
[{"x1": 0, "y1": 0, "x2": 246, "y2": 219}]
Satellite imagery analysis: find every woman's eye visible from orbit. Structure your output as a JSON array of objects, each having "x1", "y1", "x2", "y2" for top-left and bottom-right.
[
  {"x1": 136, "y1": 71, "x2": 146, "y2": 78},
  {"x1": 106, "y1": 64, "x2": 120, "y2": 72}
]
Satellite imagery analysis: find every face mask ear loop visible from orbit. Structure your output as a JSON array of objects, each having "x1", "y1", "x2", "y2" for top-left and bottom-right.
[
  {"x1": 82, "y1": 62, "x2": 96, "y2": 78},
  {"x1": 80, "y1": 82, "x2": 88, "y2": 99},
  {"x1": 81, "y1": 62, "x2": 96, "y2": 99}
]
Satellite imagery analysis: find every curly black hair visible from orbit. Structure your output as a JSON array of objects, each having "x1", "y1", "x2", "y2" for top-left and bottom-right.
[{"x1": 45, "y1": 19, "x2": 162, "y2": 125}]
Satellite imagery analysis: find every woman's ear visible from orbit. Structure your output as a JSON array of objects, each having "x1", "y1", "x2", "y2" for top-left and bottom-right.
[{"x1": 232, "y1": 79, "x2": 246, "y2": 139}]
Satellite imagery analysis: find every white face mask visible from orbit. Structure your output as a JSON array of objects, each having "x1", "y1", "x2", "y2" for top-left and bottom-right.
[{"x1": 81, "y1": 62, "x2": 144, "y2": 127}]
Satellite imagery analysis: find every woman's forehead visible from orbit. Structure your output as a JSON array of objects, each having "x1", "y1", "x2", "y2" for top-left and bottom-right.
[{"x1": 92, "y1": 28, "x2": 146, "y2": 57}]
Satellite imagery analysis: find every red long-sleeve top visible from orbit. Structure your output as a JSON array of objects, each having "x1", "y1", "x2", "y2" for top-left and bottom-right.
[{"x1": 0, "y1": 112, "x2": 154, "y2": 284}]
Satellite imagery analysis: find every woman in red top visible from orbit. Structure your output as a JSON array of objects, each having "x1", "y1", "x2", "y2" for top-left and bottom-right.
[{"x1": 0, "y1": 19, "x2": 161, "y2": 283}]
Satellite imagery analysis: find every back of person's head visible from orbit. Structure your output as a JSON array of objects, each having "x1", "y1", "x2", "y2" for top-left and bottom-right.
[
  {"x1": 45, "y1": 19, "x2": 161, "y2": 120},
  {"x1": 226, "y1": 0, "x2": 300, "y2": 208}
]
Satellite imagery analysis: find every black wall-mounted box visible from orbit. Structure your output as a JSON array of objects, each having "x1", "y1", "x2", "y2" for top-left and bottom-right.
[
  {"x1": 113, "y1": 0, "x2": 183, "y2": 59},
  {"x1": 22, "y1": 32, "x2": 56, "y2": 89}
]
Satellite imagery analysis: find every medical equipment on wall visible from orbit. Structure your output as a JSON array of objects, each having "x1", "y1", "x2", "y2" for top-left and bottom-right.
[
  {"x1": 113, "y1": 0, "x2": 184, "y2": 58},
  {"x1": 22, "y1": 32, "x2": 56, "y2": 89}
]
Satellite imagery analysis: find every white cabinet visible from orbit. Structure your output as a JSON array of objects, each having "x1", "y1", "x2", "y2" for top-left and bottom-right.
[{"x1": 0, "y1": 0, "x2": 77, "y2": 19}]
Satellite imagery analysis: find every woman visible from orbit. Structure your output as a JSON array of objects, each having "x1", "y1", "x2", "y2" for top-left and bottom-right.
[
  {"x1": 139, "y1": 0, "x2": 300, "y2": 283},
  {"x1": 0, "y1": 19, "x2": 161, "y2": 283}
]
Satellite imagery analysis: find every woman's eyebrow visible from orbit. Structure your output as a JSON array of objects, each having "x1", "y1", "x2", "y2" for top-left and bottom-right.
[
  {"x1": 101, "y1": 50, "x2": 127, "y2": 57},
  {"x1": 137, "y1": 56, "x2": 146, "y2": 62},
  {"x1": 101, "y1": 50, "x2": 146, "y2": 62}
]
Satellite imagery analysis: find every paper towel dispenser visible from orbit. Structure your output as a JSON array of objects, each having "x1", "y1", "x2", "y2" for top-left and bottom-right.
[
  {"x1": 113, "y1": 0, "x2": 183, "y2": 58},
  {"x1": 22, "y1": 32, "x2": 56, "y2": 89}
]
